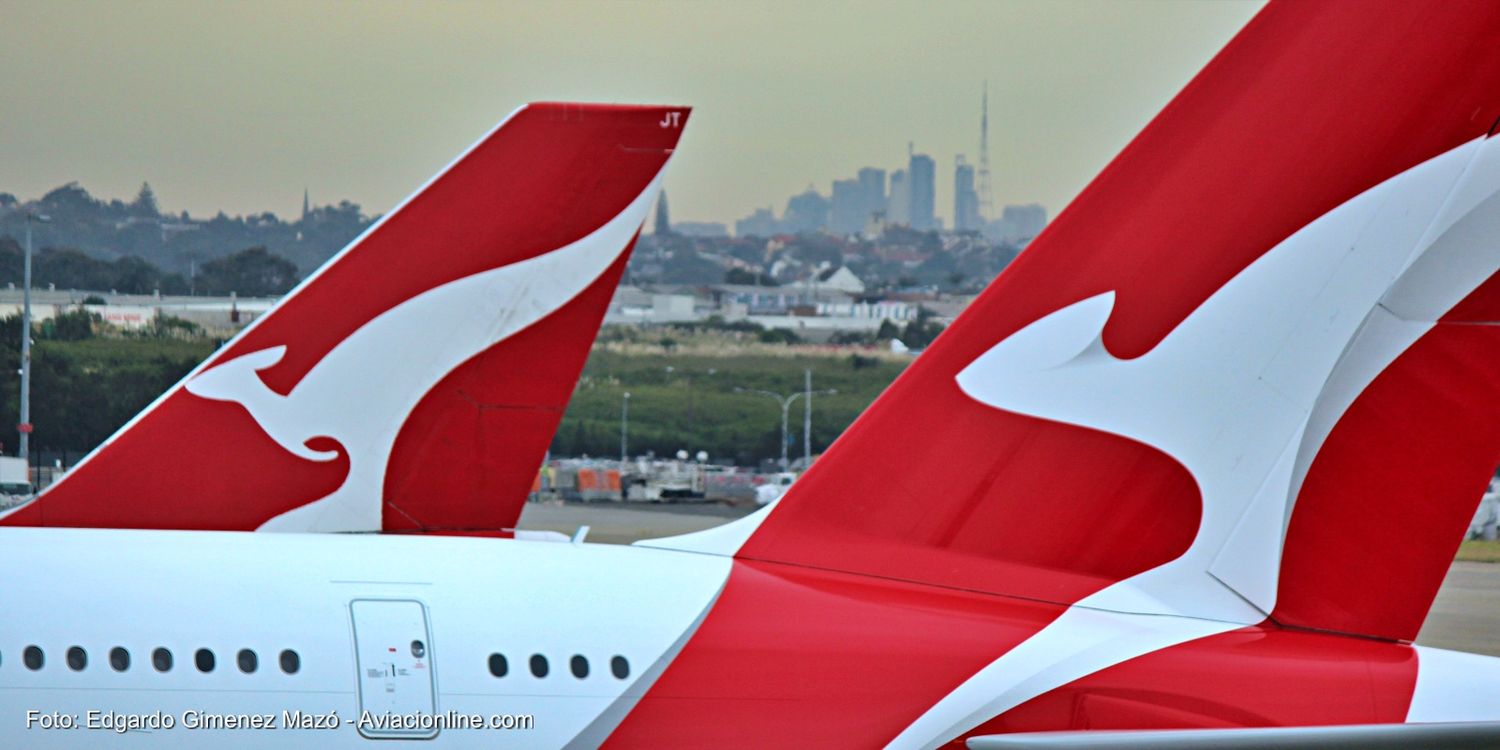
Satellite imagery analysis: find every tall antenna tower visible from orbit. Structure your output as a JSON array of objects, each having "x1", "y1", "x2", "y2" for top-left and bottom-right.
[{"x1": 977, "y1": 81, "x2": 995, "y2": 221}]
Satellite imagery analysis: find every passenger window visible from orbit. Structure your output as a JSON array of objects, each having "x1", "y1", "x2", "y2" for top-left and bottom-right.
[
  {"x1": 488, "y1": 653, "x2": 508, "y2": 678},
  {"x1": 67, "y1": 647, "x2": 87, "y2": 671},
  {"x1": 529, "y1": 654, "x2": 548, "y2": 678},
  {"x1": 610, "y1": 655, "x2": 630, "y2": 680},
  {"x1": 279, "y1": 649, "x2": 300, "y2": 675},
  {"x1": 195, "y1": 649, "x2": 215, "y2": 673},
  {"x1": 570, "y1": 655, "x2": 589, "y2": 679},
  {"x1": 237, "y1": 649, "x2": 257, "y2": 674},
  {"x1": 23, "y1": 646, "x2": 43, "y2": 671},
  {"x1": 152, "y1": 648, "x2": 173, "y2": 672},
  {"x1": 109, "y1": 647, "x2": 130, "y2": 672}
]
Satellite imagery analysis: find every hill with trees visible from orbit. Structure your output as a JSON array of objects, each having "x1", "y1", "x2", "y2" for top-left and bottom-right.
[{"x1": 0, "y1": 182, "x2": 371, "y2": 278}]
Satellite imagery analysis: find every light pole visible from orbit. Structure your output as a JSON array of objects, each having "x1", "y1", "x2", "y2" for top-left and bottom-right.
[
  {"x1": 18, "y1": 211, "x2": 49, "y2": 469},
  {"x1": 619, "y1": 391, "x2": 630, "y2": 464},
  {"x1": 736, "y1": 379, "x2": 836, "y2": 470},
  {"x1": 802, "y1": 368, "x2": 812, "y2": 466}
]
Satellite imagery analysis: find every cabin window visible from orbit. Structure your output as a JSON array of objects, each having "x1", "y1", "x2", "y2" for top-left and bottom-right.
[
  {"x1": 109, "y1": 647, "x2": 130, "y2": 672},
  {"x1": 195, "y1": 648, "x2": 215, "y2": 673},
  {"x1": 237, "y1": 649, "x2": 258, "y2": 674},
  {"x1": 610, "y1": 655, "x2": 630, "y2": 680},
  {"x1": 23, "y1": 646, "x2": 43, "y2": 671},
  {"x1": 279, "y1": 649, "x2": 300, "y2": 675},
  {"x1": 529, "y1": 654, "x2": 549, "y2": 678},
  {"x1": 570, "y1": 655, "x2": 589, "y2": 679},
  {"x1": 488, "y1": 653, "x2": 508, "y2": 678},
  {"x1": 66, "y1": 647, "x2": 87, "y2": 671},
  {"x1": 152, "y1": 648, "x2": 173, "y2": 672}
]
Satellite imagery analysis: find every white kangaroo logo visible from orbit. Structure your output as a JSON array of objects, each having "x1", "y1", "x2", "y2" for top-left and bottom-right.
[
  {"x1": 892, "y1": 134, "x2": 1500, "y2": 749},
  {"x1": 186, "y1": 173, "x2": 664, "y2": 532}
]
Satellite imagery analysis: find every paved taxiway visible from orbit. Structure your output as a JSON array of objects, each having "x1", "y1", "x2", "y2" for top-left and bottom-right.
[{"x1": 519, "y1": 500, "x2": 1500, "y2": 657}]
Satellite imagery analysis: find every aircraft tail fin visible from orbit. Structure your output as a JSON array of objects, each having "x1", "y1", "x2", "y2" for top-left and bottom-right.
[
  {"x1": 720, "y1": 0, "x2": 1500, "y2": 642},
  {"x1": 2, "y1": 102, "x2": 689, "y2": 533}
]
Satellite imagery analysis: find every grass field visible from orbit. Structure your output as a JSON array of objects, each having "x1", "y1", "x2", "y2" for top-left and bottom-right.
[
  {"x1": 553, "y1": 333, "x2": 913, "y2": 465},
  {"x1": 1457, "y1": 540, "x2": 1500, "y2": 563}
]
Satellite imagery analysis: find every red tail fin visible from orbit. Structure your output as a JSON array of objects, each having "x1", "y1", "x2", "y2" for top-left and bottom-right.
[
  {"x1": 730, "y1": 1, "x2": 1500, "y2": 641},
  {"x1": 2, "y1": 102, "x2": 689, "y2": 533}
]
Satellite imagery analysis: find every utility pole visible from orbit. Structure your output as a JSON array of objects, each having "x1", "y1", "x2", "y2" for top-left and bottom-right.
[
  {"x1": 620, "y1": 392, "x2": 631, "y2": 464},
  {"x1": 18, "y1": 211, "x2": 48, "y2": 471}
]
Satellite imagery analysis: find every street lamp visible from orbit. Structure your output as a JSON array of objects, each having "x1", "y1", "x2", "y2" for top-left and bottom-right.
[
  {"x1": 735, "y1": 374, "x2": 837, "y2": 470},
  {"x1": 620, "y1": 391, "x2": 631, "y2": 464},
  {"x1": 18, "y1": 211, "x2": 49, "y2": 469}
]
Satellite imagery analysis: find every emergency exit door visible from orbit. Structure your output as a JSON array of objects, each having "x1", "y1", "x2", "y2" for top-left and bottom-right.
[{"x1": 349, "y1": 599, "x2": 439, "y2": 739}]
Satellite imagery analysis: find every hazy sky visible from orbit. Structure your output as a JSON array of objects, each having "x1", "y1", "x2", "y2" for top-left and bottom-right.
[{"x1": 1, "y1": 0, "x2": 1261, "y2": 228}]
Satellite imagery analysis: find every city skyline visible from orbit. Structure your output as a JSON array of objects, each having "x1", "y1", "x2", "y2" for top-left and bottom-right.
[{"x1": 1, "y1": 1, "x2": 1262, "y2": 227}]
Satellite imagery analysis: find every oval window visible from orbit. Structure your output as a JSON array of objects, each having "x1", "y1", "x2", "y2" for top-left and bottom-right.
[
  {"x1": 279, "y1": 649, "x2": 300, "y2": 675},
  {"x1": 66, "y1": 646, "x2": 87, "y2": 672},
  {"x1": 153, "y1": 648, "x2": 173, "y2": 672},
  {"x1": 23, "y1": 646, "x2": 43, "y2": 671}
]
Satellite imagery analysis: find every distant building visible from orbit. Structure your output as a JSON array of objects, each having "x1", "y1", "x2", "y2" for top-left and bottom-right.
[
  {"x1": 908, "y1": 152, "x2": 936, "y2": 231},
  {"x1": 654, "y1": 191, "x2": 672, "y2": 235},
  {"x1": 674, "y1": 221, "x2": 729, "y2": 238},
  {"x1": 857, "y1": 167, "x2": 887, "y2": 226},
  {"x1": 888, "y1": 170, "x2": 910, "y2": 226},
  {"x1": 953, "y1": 158, "x2": 981, "y2": 233},
  {"x1": 782, "y1": 188, "x2": 830, "y2": 234},
  {"x1": 829, "y1": 179, "x2": 865, "y2": 235},
  {"x1": 810, "y1": 265, "x2": 866, "y2": 295},
  {"x1": 992, "y1": 203, "x2": 1048, "y2": 242},
  {"x1": 735, "y1": 207, "x2": 779, "y2": 238}
]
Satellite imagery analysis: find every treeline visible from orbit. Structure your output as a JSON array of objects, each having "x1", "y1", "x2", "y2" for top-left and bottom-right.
[
  {"x1": 0, "y1": 236, "x2": 300, "y2": 297},
  {"x1": 0, "y1": 314, "x2": 214, "y2": 458},
  {"x1": 550, "y1": 349, "x2": 909, "y2": 466},
  {"x1": 0, "y1": 320, "x2": 908, "y2": 465},
  {"x1": 0, "y1": 182, "x2": 372, "y2": 276}
]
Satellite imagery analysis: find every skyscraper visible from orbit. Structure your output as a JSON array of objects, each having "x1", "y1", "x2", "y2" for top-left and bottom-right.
[
  {"x1": 997, "y1": 203, "x2": 1048, "y2": 242},
  {"x1": 654, "y1": 191, "x2": 671, "y2": 235},
  {"x1": 908, "y1": 151, "x2": 936, "y2": 231},
  {"x1": 857, "y1": 167, "x2": 887, "y2": 225},
  {"x1": 888, "y1": 169, "x2": 910, "y2": 226},
  {"x1": 953, "y1": 157, "x2": 980, "y2": 233},
  {"x1": 830, "y1": 179, "x2": 865, "y2": 235},
  {"x1": 782, "y1": 188, "x2": 830, "y2": 234}
]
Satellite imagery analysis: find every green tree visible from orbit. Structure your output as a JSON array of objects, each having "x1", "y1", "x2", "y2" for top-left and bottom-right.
[
  {"x1": 196, "y1": 246, "x2": 300, "y2": 296},
  {"x1": 42, "y1": 309, "x2": 98, "y2": 341},
  {"x1": 131, "y1": 182, "x2": 160, "y2": 218}
]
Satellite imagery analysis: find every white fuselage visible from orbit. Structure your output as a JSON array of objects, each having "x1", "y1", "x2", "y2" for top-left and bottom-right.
[{"x1": 0, "y1": 528, "x2": 729, "y2": 748}]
